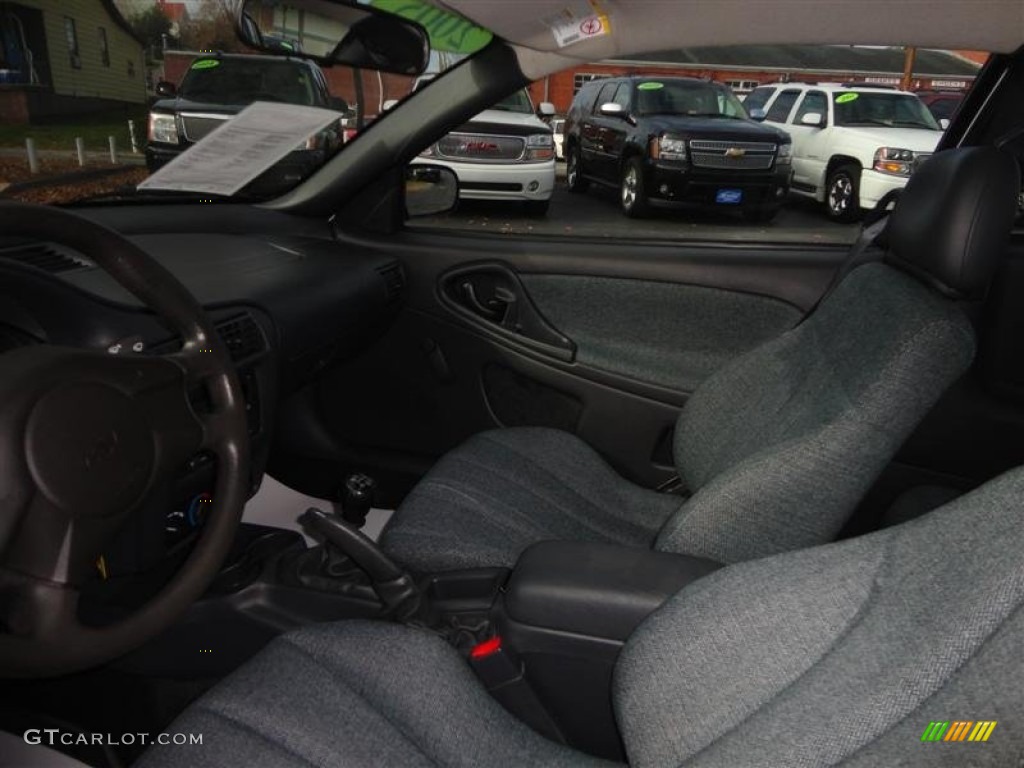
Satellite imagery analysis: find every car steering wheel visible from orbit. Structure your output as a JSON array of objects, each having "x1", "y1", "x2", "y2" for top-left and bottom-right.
[{"x1": 0, "y1": 202, "x2": 250, "y2": 677}]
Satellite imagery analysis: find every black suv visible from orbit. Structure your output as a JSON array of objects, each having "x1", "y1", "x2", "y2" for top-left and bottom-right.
[
  {"x1": 146, "y1": 53, "x2": 345, "y2": 179},
  {"x1": 564, "y1": 76, "x2": 792, "y2": 220}
]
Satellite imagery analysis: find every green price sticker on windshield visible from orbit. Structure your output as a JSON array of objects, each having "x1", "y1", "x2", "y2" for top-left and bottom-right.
[
  {"x1": 371, "y1": 0, "x2": 492, "y2": 54},
  {"x1": 191, "y1": 59, "x2": 220, "y2": 71},
  {"x1": 835, "y1": 92, "x2": 859, "y2": 104},
  {"x1": 637, "y1": 82, "x2": 664, "y2": 90}
]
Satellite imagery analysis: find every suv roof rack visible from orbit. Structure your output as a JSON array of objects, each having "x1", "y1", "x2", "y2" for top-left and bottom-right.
[{"x1": 840, "y1": 82, "x2": 899, "y2": 89}]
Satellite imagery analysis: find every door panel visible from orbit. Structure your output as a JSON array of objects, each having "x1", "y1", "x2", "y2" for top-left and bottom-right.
[
  {"x1": 271, "y1": 231, "x2": 846, "y2": 501},
  {"x1": 519, "y1": 274, "x2": 802, "y2": 392}
]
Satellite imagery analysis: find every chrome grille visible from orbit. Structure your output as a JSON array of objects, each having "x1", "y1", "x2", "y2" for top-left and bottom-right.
[
  {"x1": 688, "y1": 140, "x2": 777, "y2": 171},
  {"x1": 181, "y1": 113, "x2": 231, "y2": 143},
  {"x1": 689, "y1": 140, "x2": 777, "y2": 152},
  {"x1": 436, "y1": 132, "x2": 526, "y2": 163},
  {"x1": 690, "y1": 152, "x2": 775, "y2": 170}
]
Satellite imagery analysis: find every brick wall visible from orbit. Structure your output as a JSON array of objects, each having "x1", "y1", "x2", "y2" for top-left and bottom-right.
[{"x1": 0, "y1": 90, "x2": 31, "y2": 123}]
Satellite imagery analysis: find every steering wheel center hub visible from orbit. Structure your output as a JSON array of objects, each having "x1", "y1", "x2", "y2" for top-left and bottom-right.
[{"x1": 25, "y1": 381, "x2": 154, "y2": 516}]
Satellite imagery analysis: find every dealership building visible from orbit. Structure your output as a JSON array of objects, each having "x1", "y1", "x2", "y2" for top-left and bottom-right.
[{"x1": 527, "y1": 45, "x2": 983, "y2": 114}]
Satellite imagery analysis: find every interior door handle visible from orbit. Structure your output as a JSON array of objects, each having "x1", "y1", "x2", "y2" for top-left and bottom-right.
[
  {"x1": 461, "y1": 280, "x2": 507, "y2": 321},
  {"x1": 442, "y1": 263, "x2": 576, "y2": 362}
]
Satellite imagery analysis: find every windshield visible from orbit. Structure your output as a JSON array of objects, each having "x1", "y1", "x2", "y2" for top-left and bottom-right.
[
  {"x1": 833, "y1": 91, "x2": 941, "y2": 129},
  {"x1": 491, "y1": 90, "x2": 535, "y2": 114},
  {"x1": 179, "y1": 58, "x2": 318, "y2": 106},
  {"x1": 635, "y1": 81, "x2": 748, "y2": 118},
  {"x1": 0, "y1": 0, "x2": 489, "y2": 205}
]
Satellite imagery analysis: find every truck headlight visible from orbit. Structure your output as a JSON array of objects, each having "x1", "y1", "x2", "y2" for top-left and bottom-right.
[
  {"x1": 652, "y1": 135, "x2": 687, "y2": 161},
  {"x1": 525, "y1": 133, "x2": 554, "y2": 161},
  {"x1": 777, "y1": 143, "x2": 793, "y2": 164},
  {"x1": 148, "y1": 113, "x2": 178, "y2": 145},
  {"x1": 873, "y1": 147, "x2": 915, "y2": 176}
]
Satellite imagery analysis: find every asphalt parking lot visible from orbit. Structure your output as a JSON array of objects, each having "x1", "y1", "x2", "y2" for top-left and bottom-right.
[{"x1": 417, "y1": 164, "x2": 861, "y2": 245}]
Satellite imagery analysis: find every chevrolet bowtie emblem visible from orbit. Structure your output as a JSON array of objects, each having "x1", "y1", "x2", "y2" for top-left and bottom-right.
[{"x1": 725, "y1": 147, "x2": 746, "y2": 158}]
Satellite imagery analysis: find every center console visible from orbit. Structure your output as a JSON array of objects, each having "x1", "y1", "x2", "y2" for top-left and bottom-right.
[
  {"x1": 491, "y1": 541, "x2": 722, "y2": 759},
  {"x1": 106, "y1": 508, "x2": 721, "y2": 762}
]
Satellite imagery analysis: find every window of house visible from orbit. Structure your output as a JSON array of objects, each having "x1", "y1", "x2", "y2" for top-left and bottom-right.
[
  {"x1": 98, "y1": 27, "x2": 110, "y2": 67},
  {"x1": 64, "y1": 17, "x2": 80, "y2": 69},
  {"x1": 723, "y1": 79, "x2": 759, "y2": 93},
  {"x1": 765, "y1": 88, "x2": 801, "y2": 122}
]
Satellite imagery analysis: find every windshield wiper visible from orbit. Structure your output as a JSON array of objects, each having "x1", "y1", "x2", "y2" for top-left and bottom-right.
[{"x1": 892, "y1": 120, "x2": 939, "y2": 129}]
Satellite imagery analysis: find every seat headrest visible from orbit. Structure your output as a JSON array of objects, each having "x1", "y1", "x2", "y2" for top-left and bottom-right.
[{"x1": 887, "y1": 147, "x2": 1020, "y2": 297}]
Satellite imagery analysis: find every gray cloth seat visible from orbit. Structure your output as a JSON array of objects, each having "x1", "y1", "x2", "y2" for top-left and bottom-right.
[
  {"x1": 379, "y1": 427, "x2": 681, "y2": 571},
  {"x1": 140, "y1": 465, "x2": 1024, "y2": 767},
  {"x1": 381, "y1": 147, "x2": 1018, "y2": 572}
]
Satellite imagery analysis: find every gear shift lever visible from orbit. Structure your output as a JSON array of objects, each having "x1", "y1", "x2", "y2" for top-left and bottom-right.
[
  {"x1": 299, "y1": 507, "x2": 424, "y2": 621},
  {"x1": 340, "y1": 473, "x2": 376, "y2": 527}
]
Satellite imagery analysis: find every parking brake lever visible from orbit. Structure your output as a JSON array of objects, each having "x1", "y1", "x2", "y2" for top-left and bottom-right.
[{"x1": 299, "y1": 508, "x2": 424, "y2": 621}]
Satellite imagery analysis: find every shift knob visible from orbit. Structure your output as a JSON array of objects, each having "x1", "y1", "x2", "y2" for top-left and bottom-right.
[{"x1": 341, "y1": 473, "x2": 376, "y2": 527}]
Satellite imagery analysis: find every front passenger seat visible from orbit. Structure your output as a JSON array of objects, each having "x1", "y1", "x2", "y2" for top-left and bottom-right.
[{"x1": 381, "y1": 147, "x2": 1019, "y2": 572}]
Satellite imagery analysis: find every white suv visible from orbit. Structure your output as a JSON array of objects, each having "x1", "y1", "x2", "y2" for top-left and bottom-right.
[{"x1": 745, "y1": 83, "x2": 943, "y2": 220}]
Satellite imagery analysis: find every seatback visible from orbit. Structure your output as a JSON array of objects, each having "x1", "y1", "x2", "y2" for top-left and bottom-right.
[
  {"x1": 616, "y1": 465, "x2": 1024, "y2": 767},
  {"x1": 655, "y1": 147, "x2": 1019, "y2": 564}
]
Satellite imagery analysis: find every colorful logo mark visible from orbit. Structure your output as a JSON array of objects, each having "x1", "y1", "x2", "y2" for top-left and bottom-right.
[{"x1": 921, "y1": 721, "x2": 997, "y2": 743}]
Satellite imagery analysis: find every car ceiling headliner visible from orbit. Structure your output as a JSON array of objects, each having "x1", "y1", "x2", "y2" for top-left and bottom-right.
[{"x1": 439, "y1": 0, "x2": 1024, "y2": 79}]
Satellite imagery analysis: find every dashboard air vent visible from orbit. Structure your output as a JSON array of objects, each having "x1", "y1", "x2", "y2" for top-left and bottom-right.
[
  {"x1": 378, "y1": 264, "x2": 405, "y2": 303},
  {"x1": 216, "y1": 314, "x2": 266, "y2": 363},
  {"x1": 0, "y1": 242, "x2": 94, "y2": 273}
]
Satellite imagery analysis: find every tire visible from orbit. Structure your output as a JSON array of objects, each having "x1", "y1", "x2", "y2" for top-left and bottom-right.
[
  {"x1": 620, "y1": 157, "x2": 650, "y2": 218},
  {"x1": 566, "y1": 145, "x2": 589, "y2": 193},
  {"x1": 524, "y1": 199, "x2": 550, "y2": 217},
  {"x1": 825, "y1": 163, "x2": 861, "y2": 222}
]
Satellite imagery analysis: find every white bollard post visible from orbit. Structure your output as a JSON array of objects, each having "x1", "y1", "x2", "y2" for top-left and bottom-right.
[
  {"x1": 109, "y1": 135, "x2": 118, "y2": 165},
  {"x1": 128, "y1": 120, "x2": 139, "y2": 154},
  {"x1": 25, "y1": 137, "x2": 39, "y2": 174},
  {"x1": 75, "y1": 137, "x2": 86, "y2": 167}
]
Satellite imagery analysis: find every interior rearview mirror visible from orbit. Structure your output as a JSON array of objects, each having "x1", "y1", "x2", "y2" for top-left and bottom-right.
[
  {"x1": 537, "y1": 102, "x2": 556, "y2": 118},
  {"x1": 800, "y1": 112, "x2": 824, "y2": 127},
  {"x1": 406, "y1": 165, "x2": 458, "y2": 218},
  {"x1": 940, "y1": 118, "x2": 951, "y2": 130},
  {"x1": 237, "y1": 0, "x2": 430, "y2": 76}
]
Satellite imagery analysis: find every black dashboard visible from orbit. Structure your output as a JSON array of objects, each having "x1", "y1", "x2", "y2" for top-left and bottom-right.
[{"x1": 0, "y1": 203, "x2": 404, "y2": 574}]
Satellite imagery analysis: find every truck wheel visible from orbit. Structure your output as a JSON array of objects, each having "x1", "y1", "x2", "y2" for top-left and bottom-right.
[
  {"x1": 566, "y1": 146, "x2": 589, "y2": 193},
  {"x1": 620, "y1": 157, "x2": 650, "y2": 218},
  {"x1": 826, "y1": 164, "x2": 861, "y2": 222}
]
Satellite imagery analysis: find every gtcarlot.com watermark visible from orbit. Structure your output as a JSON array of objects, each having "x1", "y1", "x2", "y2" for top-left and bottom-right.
[{"x1": 24, "y1": 729, "x2": 202, "y2": 747}]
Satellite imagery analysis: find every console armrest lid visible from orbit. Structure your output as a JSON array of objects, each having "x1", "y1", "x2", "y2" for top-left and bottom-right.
[{"x1": 505, "y1": 541, "x2": 721, "y2": 641}]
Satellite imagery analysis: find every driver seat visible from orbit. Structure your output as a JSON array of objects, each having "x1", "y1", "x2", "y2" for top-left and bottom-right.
[
  {"x1": 139, "y1": 465, "x2": 1024, "y2": 766},
  {"x1": 379, "y1": 147, "x2": 1019, "y2": 573}
]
